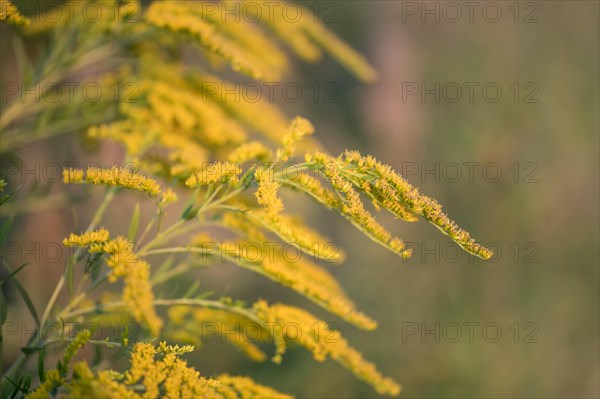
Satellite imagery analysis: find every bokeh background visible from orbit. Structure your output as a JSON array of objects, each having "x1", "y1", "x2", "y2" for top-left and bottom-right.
[{"x1": 1, "y1": 1, "x2": 599, "y2": 398}]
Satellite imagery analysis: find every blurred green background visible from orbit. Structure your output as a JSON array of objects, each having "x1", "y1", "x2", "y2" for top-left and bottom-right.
[{"x1": 1, "y1": 1, "x2": 599, "y2": 398}]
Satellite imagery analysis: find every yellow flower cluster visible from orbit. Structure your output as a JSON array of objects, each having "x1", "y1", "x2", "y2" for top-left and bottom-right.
[
  {"x1": 63, "y1": 166, "x2": 162, "y2": 198},
  {"x1": 240, "y1": 0, "x2": 376, "y2": 83},
  {"x1": 63, "y1": 231, "x2": 162, "y2": 335},
  {"x1": 159, "y1": 188, "x2": 179, "y2": 207},
  {"x1": 63, "y1": 228, "x2": 110, "y2": 250},
  {"x1": 277, "y1": 117, "x2": 315, "y2": 161},
  {"x1": 145, "y1": 1, "x2": 279, "y2": 80},
  {"x1": 167, "y1": 306, "x2": 268, "y2": 362},
  {"x1": 88, "y1": 121, "x2": 150, "y2": 157},
  {"x1": 102, "y1": 236, "x2": 163, "y2": 336},
  {"x1": 306, "y1": 151, "x2": 412, "y2": 258},
  {"x1": 281, "y1": 172, "x2": 341, "y2": 209},
  {"x1": 198, "y1": 240, "x2": 375, "y2": 330},
  {"x1": 185, "y1": 162, "x2": 242, "y2": 187},
  {"x1": 254, "y1": 168, "x2": 284, "y2": 217},
  {"x1": 216, "y1": 374, "x2": 293, "y2": 399},
  {"x1": 301, "y1": 11, "x2": 378, "y2": 83},
  {"x1": 190, "y1": 70, "x2": 290, "y2": 143},
  {"x1": 69, "y1": 361, "x2": 141, "y2": 399},
  {"x1": 32, "y1": 336, "x2": 292, "y2": 399},
  {"x1": 245, "y1": 211, "x2": 344, "y2": 262},
  {"x1": 0, "y1": 0, "x2": 29, "y2": 26},
  {"x1": 27, "y1": 329, "x2": 93, "y2": 399},
  {"x1": 123, "y1": 342, "x2": 221, "y2": 398},
  {"x1": 202, "y1": 0, "x2": 289, "y2": 76},
  {"x1": 26, "y1": 370, "x2": 63, "y2": 399},
  {"x1": 341, "y1": 151, "x2": 493, "y2": 259},
  {"x1": 142, "y1": 79, "x2": 247, "y2": 147},
  {"x1": 228, "y1": 141, "x2": 271, "y2": 163},
  {"x1": 254, "y1": 300, "x2": 400, "y2": 396},
  {"x1": 220, "y1": 212, "x2": 268, "y2": 242}
]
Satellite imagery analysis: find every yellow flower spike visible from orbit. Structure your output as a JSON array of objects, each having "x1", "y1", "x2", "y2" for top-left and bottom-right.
[
  {"x1": 145, "y1": 1, "x2": 279, "y2": 80},
  {"x1": 188, "y1": 70, "x2": 291, "y2": 143},
  {"x1": 159, "y1": 188, "x2": 179, "y2": 207},
  {"x1": 69, "y1": 362, "x2": 141, "y2": 399},
  {"x1": 228, "y1": 141, "x2": 272, "y2": 163},
  {"x1": 245, "y1": 210, "x2": 345, "y2": 263},
  {"x1": 167, "y1": 307, "x2": 269, "y2": 362},
  {"x1": 342, "y1": 151, "x2": 493, "y2": 259},
  {"x1": 299, "y1": 7, "x2": 378, "y2": 83},
  {"x1": 277, "y1": 117, "x2": 315, "y2": 161},
  {"x1": 254, "y1": 301, "x2": 400, "y2": 397},
  {"x1": 242, "y1": 0, "x2": 322, "y2": 62},
  {"x1": 102, "y1": 236, "x2": 163, "y2": 336},
  {"x1": 216, "y1": 374, "x2": 293, "y2": 399},
  {"x1": 254, "y1": 168, "x2": 284, "y2": 217},
  {"x1": 280, "y1": 172, "x2": 342, "y2": 210},
  {"x1": 62, "y1": 168, "x2": 84, "y2": 184},
  {"x1": 0, "y1": 0, "x2": 29, "y2": 26},
  {"x1": 198, "y1": 240, "x2": 376, "y2": 330},
  {"x1": 185, "y1": 162, "x2": 242, "y2": 187},
  {"x1": 26, "y1": 370, "x2": 63, "y2": 399},
  {"x1": 62, "y1": 228, "x2": 111, "y2": 248},
  {"x1": 125, "y1": 342, "x2": 223, "y2": 399},
  {"x1": 63, "y1": 166, "x2": 162, "y2": 198}
]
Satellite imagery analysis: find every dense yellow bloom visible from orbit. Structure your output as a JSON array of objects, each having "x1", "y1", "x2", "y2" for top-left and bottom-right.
[
  {"x1": 306, "y1": 151, "x2": 412, "y2": 258},
  {"x1": 145, "y1": 1, "x2": 278, "y2": 80},
  {"x1": 242, "y1": 0, "x2": 322, "y2": 62},
  {"x1": 246, "y1": 210, "x2": 344, "y2": 262},
  {"x1": 125, "y1": 342, "x2": 222, "y2": 399},
  {"x1": 280, "y1": 172, "x2": 342, "y2": 209},
  {"x1": 185, "y1": 162, "x2": 242, "y2": 187},
  {"x1": 196, "y1": 240, "x2": 375, "y2": 330},
  {"x1": 62, "y1": 231, "x2": 162, "y2": 335},
  {"x1": 254, "y1": 301, "x2": 400, "y2": 396},
  {"x1": 141, "y1": 80, "x2": 247, "y2": 147},
  {"x1": 228, "y1": 141, "x2": 271, "y2": 163},
  {"x1": 27, "y1": 329, "x2": 93, "y2": 399},
  {"x1": 167, "y1": 306, "x2": 268, "y2": 362},
  {"x1": 63, "y1": 228, "x2": 110, "y2": 248},
  {"x1": 300, "y1": 8, "x2": 378, "y2": 83},
  {"x1": 26, "y1": 370, "x2": 63, "y2": 399},
  {"x1": 189, "y1": 70, "x2": 291, "y2": 143},
  {"x1": 69, "y1": 362, "x2": 141, "y2": 399},
  {"x1": 159, "y1": 188, "x2": 179, "y2": 207},
  {"x1": 102, "y1": 236, "x2": 163, "y2": 336},
  {"x1": 277, "y1": 117, "x2": 315, "y2": 161},
  {"x1": 88, "y1": 121, "x2": 150, "y2": 157},
  {"x1": 0, "y1": 0, "x2": 29, "y2": 26},
  {"x1": 254, "y1": 168, "x2": 284, "y2": 217},
  {"x1": 203, "y1": 1, "x2": 289, "y2": 74},
  {"x1": 63, "y1": 166, "x2": 162, "y2": 198},
  {"x1": 342, "y1": 151, "x2": 493, "y2": 259},
  {"x1": 216, "y1": 374, "x2": 293, "y2": 399},
  {"x1": 62, "y1": 168, "x2": 84, "y2": 183}
]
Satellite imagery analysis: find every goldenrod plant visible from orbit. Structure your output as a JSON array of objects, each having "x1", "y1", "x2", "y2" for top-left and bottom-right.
[{"x1": 0, "y1": 1, "x2": 492, "y2": 397}]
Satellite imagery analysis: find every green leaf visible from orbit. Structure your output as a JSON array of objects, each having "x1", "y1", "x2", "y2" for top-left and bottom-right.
[
  {"x1": 3, "y1": 262, "x2": 39, "y2": 327},
  {"x1": 183, "y1": 280, "x2": 201, "y2": 298},
  {"x1": 66, "y1": 257, "x2": 75, "y2": 298},
  {"x1": 127, "y1": 203, "x2": 140, "y2": 241},
  {"x1": 20, "y1": 346, "x2": 42, "y2": 355},
  {"x1": 0, "y1": 263, "x2": 28, "y2": 286},
  {"x1": 0, "y1": 215, "x2": 14, "y2": 244},
  {"x1": 155, "y1": 255, "x2": 175, "y2": 276},
  {"x1": 38, "y1": 347, "x2": 46, "y2": 383},
  {"x1": 0, "y1": 290, "x2": 7, "y2": 328}
]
